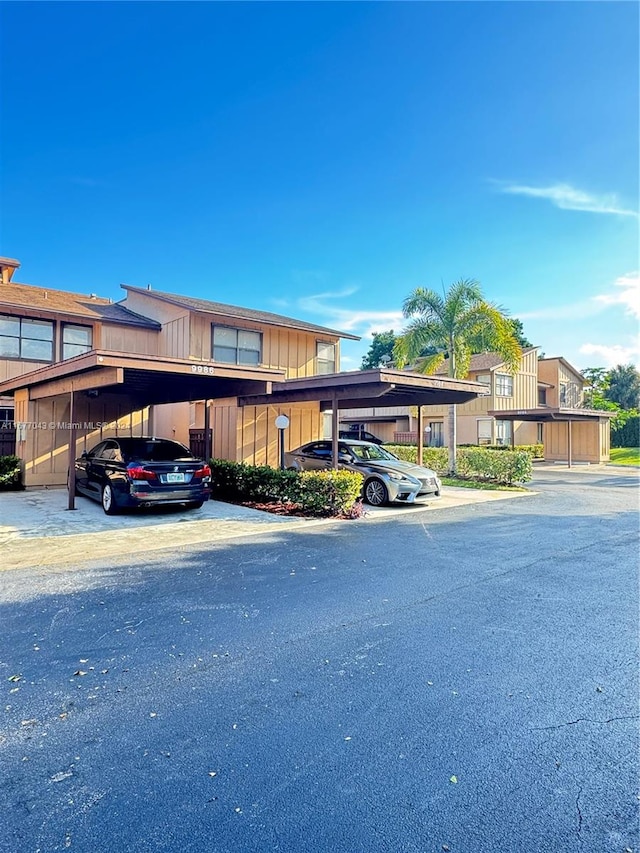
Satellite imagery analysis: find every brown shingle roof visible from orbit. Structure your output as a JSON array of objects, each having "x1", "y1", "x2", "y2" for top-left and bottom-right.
[
  {"x1": 434, "y1": 347, "x2": 537, "y2": 375},
  {"x1": 121, "y1": 285, "x2": 360, "y2": 340},
  {"x1": 0, "y1": 282, "x2": 161, "y2": 329}
]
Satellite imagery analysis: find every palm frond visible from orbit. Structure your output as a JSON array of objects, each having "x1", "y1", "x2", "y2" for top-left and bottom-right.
[{"x1": 402, "y1": 288, "x2": 445, "y2": 321}]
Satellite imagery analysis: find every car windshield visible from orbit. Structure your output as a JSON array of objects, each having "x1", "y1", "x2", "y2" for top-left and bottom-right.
[
  {"x1": 348, "y1": 443, "x2": 397, "y2": 462},
  {"x1": 117, "y1": 439, "x2": 195, "y2": 462}
]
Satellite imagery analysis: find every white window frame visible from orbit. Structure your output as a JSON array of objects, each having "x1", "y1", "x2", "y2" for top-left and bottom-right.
[
  {"x1": 212, "y1": 325, "x2": 262, "y2": 366},
  {"x1": 496, "y1": 419, "x2": 513, "y2": 446},
  {"x1": 316, "y1": 341, "x2": 336, "y2": 375},
  {"x1": 62, "y1": 323, "x2": 92, "y2": 360},
  {"x1": 0, "y1": 314, "x2": 54, "y2": 362},
  {"x1": 477, "y1": 418, "x2": 493, "y2": 446},
  {"x1": 495, "y1": 373, "x2": 513, "y2": 397}
]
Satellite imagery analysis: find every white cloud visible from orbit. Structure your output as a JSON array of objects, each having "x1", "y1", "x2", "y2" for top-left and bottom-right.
[
  {"x1": 593, "y1": 272, "x2": 640, "y2": 319},
  {"x1": 496, "y1": 181, "x2": 638, "y2": 217},
  {"x1": 518, "y1": 272, "x2": 640, "y2": 322},
  {"x1": 579, "y1": 341, "x2": 640, "y2": 368},
  {"x1": 297, "y1": 288, "x2": 403, "y2": 336}
]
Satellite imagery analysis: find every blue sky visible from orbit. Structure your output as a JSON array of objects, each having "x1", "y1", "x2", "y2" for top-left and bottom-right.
[{"x1": 1, "y1": 2, "x2": 638, "y2": 371}]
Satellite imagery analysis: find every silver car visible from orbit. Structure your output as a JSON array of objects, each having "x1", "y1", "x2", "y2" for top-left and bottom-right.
[{"x1": 285, "y1": 439, "x2": 442, "y2": 507}]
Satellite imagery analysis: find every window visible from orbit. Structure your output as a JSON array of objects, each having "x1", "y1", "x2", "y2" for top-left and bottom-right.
[
  {"x1": 476, "y1": 374, "x2": 491, "y2": 393},
  {"x1": 212, "y1": 326, "x2": 261, "y2": 365},
  {"x1": 537, "y1": 423, "x2": 544, "y2": 444},
  {"x1": 538, "y1": 387, "x2": 547, "y2": 406},
  {"x1": 477, "y1": 419, "x2": 492, "y2": 446},
  {"x1": 63, "y1": 324, "x2": 92, "y2": 360},
  {"x1": 428, "y1": 422, "x2": 444, "y2": 447},
  {"x1": 0, "y1": 314, "x2": 53, "y2": 361},
  {"x1": 495, "y1": 373, "x2": 513, "y2": 396},
  {"x1": 316, "y1": 341, "x2": 336, "y2": 375},
  {"x1": 559, "y1": 382, "x2": 567, "y2": 405},
  {"x1": 496, "y1": 420, "x2": 513, "y2": 446}
]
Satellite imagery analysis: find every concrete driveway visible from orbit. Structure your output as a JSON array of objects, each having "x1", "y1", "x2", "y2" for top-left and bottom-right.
[{"x1": 0, "y1": 484, "x2": 531, "y2": 571}]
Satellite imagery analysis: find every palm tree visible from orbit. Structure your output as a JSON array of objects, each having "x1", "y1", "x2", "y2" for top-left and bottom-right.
[{"x1": 394, "y1": 278, "x2": 522, "y2": 474}]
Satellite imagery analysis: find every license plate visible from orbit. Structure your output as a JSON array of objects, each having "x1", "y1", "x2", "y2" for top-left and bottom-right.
[{"x1": 166, "y1": 472, "x2": 185, "y2": 483}]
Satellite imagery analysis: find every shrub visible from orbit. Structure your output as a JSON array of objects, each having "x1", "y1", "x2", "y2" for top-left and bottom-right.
[
  {"x1": 0, "y1": 455, "x2": 22, "y2": 490},
  {"x1": 459, "y1": 443, "x2": 544, "y2": 458},
  {"x1": 611, "y1": 414, "x2": 639, "y2": 449},
  {"x1": 383, "y1": 444, "x2": 532, "y2": 484},
  {"x1": 208, "y1": 459, "x2": 363, "y2": 517},
  {"x1": 456, "y1": 448, "x2": 532, "y2": 485},
  {"x1": 384, "y1": 445, "x2": 449, "y2": 473}
]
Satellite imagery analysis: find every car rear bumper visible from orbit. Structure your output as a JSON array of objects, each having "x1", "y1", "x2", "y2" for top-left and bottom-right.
[{"x1": 123, "y1": 487, "x2": 210, "y2": 507}]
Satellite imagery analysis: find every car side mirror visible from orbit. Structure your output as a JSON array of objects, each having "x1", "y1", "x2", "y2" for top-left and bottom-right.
[{"x1": 80, "y1": 451, "x2": 88, "y2": 460}]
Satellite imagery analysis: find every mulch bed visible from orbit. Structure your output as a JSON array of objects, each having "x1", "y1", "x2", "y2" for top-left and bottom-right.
[{"x1": 239, "y1": 500, "x2": 311, "y2": 517}]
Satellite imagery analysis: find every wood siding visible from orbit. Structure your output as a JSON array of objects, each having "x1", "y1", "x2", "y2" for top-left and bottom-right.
[
  {"x1": 538, "y1": 358, "x2": 585, "y2": 408},
  {"x1": 101, "y1": 324, "x2": 160, "y2": 356},
  {"x1": 0, "y1": 357, "x2": 47, "y2": 383},
  {"x1": 17, "y1": 393, "x2": 150, "y2": 487},
  {"x1": 189, "y1": 312, "x2": 339, "y2": 377},
  {"x1": 544, "y1": 418, "x2": 609, "y2": 463},
  {"x1": 205, "y1": 398, "x2": 322, "y2": 466}
]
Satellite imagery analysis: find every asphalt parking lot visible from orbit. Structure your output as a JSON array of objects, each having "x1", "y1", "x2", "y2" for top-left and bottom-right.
[{"x1": 0, "y1": 464, "x2": 637, "y2": 853}]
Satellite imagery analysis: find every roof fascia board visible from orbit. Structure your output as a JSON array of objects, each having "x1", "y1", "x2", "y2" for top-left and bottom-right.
[{"x1": 120, "y1": 284, "x2": 360, "y2": 341}]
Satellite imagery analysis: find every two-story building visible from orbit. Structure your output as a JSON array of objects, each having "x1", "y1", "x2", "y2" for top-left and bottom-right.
[
  {"x1": 0, "y1": 257, "x2": 484, "y2": 487},
  {"x1": 340, "y1": 347, "x2": 613, "y2": 464}
]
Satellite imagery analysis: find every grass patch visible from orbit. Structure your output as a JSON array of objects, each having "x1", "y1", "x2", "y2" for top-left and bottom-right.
[
  {"x1": 441, "y1": 476, "x2": 529, "y2": 492},
  {"x1": 610, "y1": 447, "x2": 640, "y2": 466}
]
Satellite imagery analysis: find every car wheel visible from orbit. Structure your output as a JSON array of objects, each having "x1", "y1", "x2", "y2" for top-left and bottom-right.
[
  {"x1": 364, "y1": 478, "x2": 388, "y2": 506},
  {"x1": 186, "y1": 500, "x2": 204, "y2": 510},
  {"x1": 435, "y1": 490, "x2": 441, "y2": 497},
  {"x1": 101, "y1": 483, "x2": 119, "y2": 515}
]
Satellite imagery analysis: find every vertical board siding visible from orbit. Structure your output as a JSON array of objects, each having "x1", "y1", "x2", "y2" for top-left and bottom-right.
[
  {"x1": 18, "y1": 395, "x2": 150, "y2": 486},
  {"x1": 101, "y1": 325, "x2": 160, "y2": 356}
]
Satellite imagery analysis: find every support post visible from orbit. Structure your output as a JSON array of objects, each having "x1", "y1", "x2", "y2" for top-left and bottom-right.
[
  {"x1": 567, "y1": 419, "x2": 572, "y2": 469},
  {"x1": 417, "y1": 405, "x2": 424, "y2": 466},
  {"x1": 203, "y1": 399, "x2": 211, "y2": 463},
  {"x1": 331, "y1": 395, "x2": 339, "y2": 469},
  {"x1": 67, "y1": 389, "x2": 77, "y2": 511}
]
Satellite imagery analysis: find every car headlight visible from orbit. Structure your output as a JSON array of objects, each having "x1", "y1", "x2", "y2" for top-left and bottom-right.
[{"x1": 386, "y1": 471, "x2": 417, "y2": 483}]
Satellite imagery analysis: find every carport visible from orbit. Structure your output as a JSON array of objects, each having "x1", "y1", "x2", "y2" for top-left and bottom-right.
[
  {"x1": 239, "y1": 367, "x2": 485, "y2": 467},
  {"x1": 489, "y1": 406, "x2": 615, "y2": 466},
  {"x1": 1, "y1": 357, "x2": 485, "y2": 506},
  {"x1": 0, "y1": 349, "x2": 286, "y2": 507}
]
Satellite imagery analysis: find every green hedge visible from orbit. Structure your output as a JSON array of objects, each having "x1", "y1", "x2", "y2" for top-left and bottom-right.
[
  {"x1": 208, "y1": 459, "x2": 363, "y2": 517},
  {"x1": 455, "y1": 447, "x2": 532, "y2": 485},
  {"x1": 0, "y1": 455, "x2": 22, "y2": 491},
  {"x1": 383, "y1": 445, "x2": 532, "y2": 485},
  {"x1": 459, "y1": 443, "x2": 544, "y2": 458},
  {"x1": 611, "y1": 415, "x2": 639, "y2": 449}
]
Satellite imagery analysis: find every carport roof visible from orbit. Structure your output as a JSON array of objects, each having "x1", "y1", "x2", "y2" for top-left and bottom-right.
[
  {"x1": 0, "y1": 350, "x2": 285, "y2": 406},
  {"x1": 0, "y1": 357, "x2": 486, "y2": 410},
  {"x1": 488, "y1": 406, "x2": 615, "y2": 422},
  {"x1": 239, "y1": 367, "x2": 486, "y2": 409}
]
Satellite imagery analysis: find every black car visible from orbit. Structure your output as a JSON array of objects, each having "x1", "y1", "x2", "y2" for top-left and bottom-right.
[
  {"x1": 73, "y1": 437, "x2": 211, "y2": 514},
  {"x1": 338, "y1": 428, "x2": 384, "y2": 445}
]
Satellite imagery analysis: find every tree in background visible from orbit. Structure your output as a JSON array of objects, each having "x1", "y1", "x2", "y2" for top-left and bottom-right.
[
  {"x1": 394, "y1": 278, "x2": 522, "y2": 474},
  {"x1": 605, "y1": 364, "x2": 640, "y2": 410},
  {"x1": 582, "y1": 367, "x2": 611, "y2": 410},
  {"x1": 360, "y1": 319, "x2": 532, "y2": 370},
  {"x1": 508, "y1": 318, "x2": 533, "y2": 348},
  {"x1": 360, "y1": 331, "x2": 397, "y2": 369}
]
